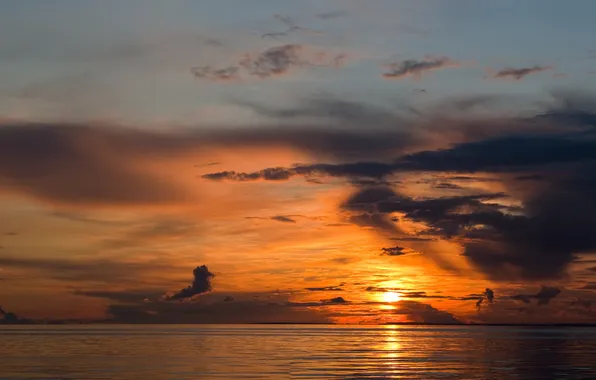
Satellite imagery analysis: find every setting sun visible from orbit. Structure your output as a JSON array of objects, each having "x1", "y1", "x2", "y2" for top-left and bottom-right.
[{"x1": 382, "y1": 292, "x2": 401, "y2": 303}]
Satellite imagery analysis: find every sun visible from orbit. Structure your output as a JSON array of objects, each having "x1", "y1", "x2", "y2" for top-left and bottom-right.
[{"x1": 382, "y1": 291, "x2": 401, "y2": 303}]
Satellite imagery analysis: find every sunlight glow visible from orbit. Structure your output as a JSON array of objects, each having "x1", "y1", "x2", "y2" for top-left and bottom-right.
[{"x1": 382, "y1": 292, "x2": 401, "y2": 303}]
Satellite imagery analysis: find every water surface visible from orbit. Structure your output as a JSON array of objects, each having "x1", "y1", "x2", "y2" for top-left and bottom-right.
[{"x1": 1, "y1": 324, "x2": 596, "y2": 379}]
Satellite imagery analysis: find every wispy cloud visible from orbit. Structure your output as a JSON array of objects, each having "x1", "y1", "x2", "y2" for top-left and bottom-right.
[
  {"x1": 271, "y1": 215, "x2": 297, "y2": 223},
  {"x1": 190, "y1": 65, "x2": 240, "y2": 82},
  {"x1": 490, "y1": 65, "x2": 552, "y2": 80},
  {"x1": 316, "y1": 10, "x2": 349, "y2": 20},
  {"x1": 383, "y1": 56, "x2": 459, "y2": 80},
  {"x1": 239, "y1": 44, "x2": 307, "y2": 78},
  {"x1": 190, "y1": 44, "x2": 347, "y2": 81}
]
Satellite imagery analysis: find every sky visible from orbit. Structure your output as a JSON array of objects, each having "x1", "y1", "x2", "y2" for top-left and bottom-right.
[{"x1": 1, "y1": 0, "x2": 596, "y2": 324}]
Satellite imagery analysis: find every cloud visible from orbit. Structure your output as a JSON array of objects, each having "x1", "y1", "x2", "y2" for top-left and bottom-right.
[
  {"x1": 305, "y1": 285, "x2": 344, "y2": 292},
  {"x1": 325, "y1": 296, "x2": 347, "y2": 304},
  {"x1": 74, "y1": 289, "x2": 161, "y2": 303},
  {"x1": 270, "y1": 215, "x2": 297, "y2": 223},
  {"x1": 485, "y1": 288, "x2": 494, "y2": 303},
  {"x1": 202, "y1": 162, "x2": 397, "y2": 182},
  {"x1": 0, "y1": 256, "x2": 172, "y2": 284},
  {"x1": 167, "y1": 265, "x2": 215, "y2": 301},
  {"x1": 380, "y1": 246, "x2": 409, "y2": 256},
  {"x1": 433, "y1": 182, "x2": 464, "y2": 190},
  {"x1": 190, "y1": 44, "x2": 346, "y2": 82},
  {"x1": 191, "y1": 65, "x2": 240, "y2": 82},
  {"x1": 383, "y1": 56, "x2": 459, "y2": 80},
  {"x1": 490, "y1": 65, "x2": 552, "y2": 80},
  {"x1": 105, "y1": 292, "x2": 332, "y2": 324},
  {"x1": 200, "y1": 93, "x2": 596, "y2": 280},
  {"x1": 239, "y1": 45, "x2": 307, "y2": 78},
  {"x1": 512, "y1": 286, "x2": 562, "y2": 305},
  {"x1": 393, "y1": 301, "x2": 462, "y2": 324},
  {"x1": 0, "y1": 118, "x2": 415, "y2": 205},
  {"x1": 317, "y1": 10, "x2": 349, "y2": 20},
  {"x1": 0, "y1": 123, "x2": 193, "y2": 206},
  {"x1": 202, "y1": 131, "x2": 596, "y2": 183}
]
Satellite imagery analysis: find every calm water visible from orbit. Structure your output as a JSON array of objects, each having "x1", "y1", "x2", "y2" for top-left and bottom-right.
[{"x1": 1, "y1": 325, "x2": 596, "y2": 379}]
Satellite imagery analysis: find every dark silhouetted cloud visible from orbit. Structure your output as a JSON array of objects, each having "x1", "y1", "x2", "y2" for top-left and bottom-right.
[
  {"x1": 383, "y1": 56, "x2": 458, "y2": 80},
  {"x1": 491, "y1": 65, "x2": 552, "y2": 80},
  {"x1": 270, "y1": 215, "x2": 297, "y2": 223},
  {"x1": 380, "y1": 246, "x2": 409, "y2": 256},
  {"x1": 512, "y1": 286, "x2": 561, "y2": 305},
  {"x1": 433, "y1": 182, "x2": 464, "y2": 190},
  {"x1": 394, "y1": 301, "x2": 462, "y2": 324},
  {"x1": 485, "y1": 288, "x2": 495, "y2": 303},
  {"x1": 305, "y1": 285, "x2": 344, "y2": 292},
  {"x1": 325, "y1": 296, "x2": 347, "y2": 304},
  {"x1": 167, "y1": 265, "x2": 215, "y2": 301}
]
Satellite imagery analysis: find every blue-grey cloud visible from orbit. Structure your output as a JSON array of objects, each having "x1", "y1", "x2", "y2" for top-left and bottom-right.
[
  {"x1": 383, "y1": 56, "x2": 458, "y2": 80},
  {"x1": 491, "y1": 66, "x2": 552, "y2": 80}
]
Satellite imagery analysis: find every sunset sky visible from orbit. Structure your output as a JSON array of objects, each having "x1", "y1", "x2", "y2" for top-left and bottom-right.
[{"x1": 1, "y1": 0, "x2": 596, "y2": 324}]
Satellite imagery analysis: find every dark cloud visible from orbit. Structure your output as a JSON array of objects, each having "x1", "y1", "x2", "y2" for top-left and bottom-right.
[
  {"x1": 396, "y1": 133, "x2": 596, "y2": 173},
  {"x1": 340, "y1": 182, "x2": 596, "y2": 280},
  {"x1": 383, "y1": 56, "x2": 458, "y2": 80},
  {"x1": 270, "y1": 215, "x2": 297, "y2": 223},
  {"x1": 0, "y1": 306, "x2": 22, "y2": 324},
  {"x1": 202, "y1": 162, "x2": 396, "y2": 182},
  {"x1": 0, "y1": 120, "x2": 414, "y2": 205},
  {"x1": 343, "y1": 187, "x2": 397, "y2": 210},
  {"x1": 433, "y1": 182, "x2": 464, "y2": 190},
  {"x1": 380, "y1": 246, "x2": 409, "y2": 256},
  {"x1": 393, "y1": 301, "x2": 462, "y2": 324},
  {"x1": 515, "y1": 174, "x2": 544, "y2": 181},
  {"x1": 105, "y1": 293, "x2": 331, "y2": 324},
  {"x1": 399, "y1": 291, "x2": 448, "y2": 300},
  {"x1": 0, "y1": 123, "x2": 191, "y2": 206},
  {"x1": 365, "y1": 286, "x2": 402, "y2": 293},
  {"x1": 167, "y1": 265, "x2": 215, "y2": 301},
  {"x1": 325, "y1": 296, "x2": 347, "y2": 304},
  {"x1": 491, "y1": 66, "x2": 552, "y2": 80},
  {"x1": 485, "y1": 288, "x2": 495, "y2": 303},
  {"x1": 512, "y1": 286, "x2": 562, "y2": 305},
  {"x1": 203, "y1": 133, "x2": 596, "y2": 182},
  {"x1": 208, "y1": 96, "x2": 596, "y2": 281},
  {"x1": 305, "y1": 285, "x2": 344, "y2": 292},
  {"x1": 475, "y1": 288, "x2": 495, "y2": 310}
]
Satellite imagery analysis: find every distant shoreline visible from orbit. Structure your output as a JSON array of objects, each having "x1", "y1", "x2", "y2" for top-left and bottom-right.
[{"x1": 3, "y1": 321, "x2": 596, "y2": 327}]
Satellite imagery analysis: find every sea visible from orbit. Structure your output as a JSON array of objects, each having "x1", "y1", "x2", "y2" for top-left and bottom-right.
[{"x1": 1, "y1": 325, "x2": 596, "y2": 379}]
